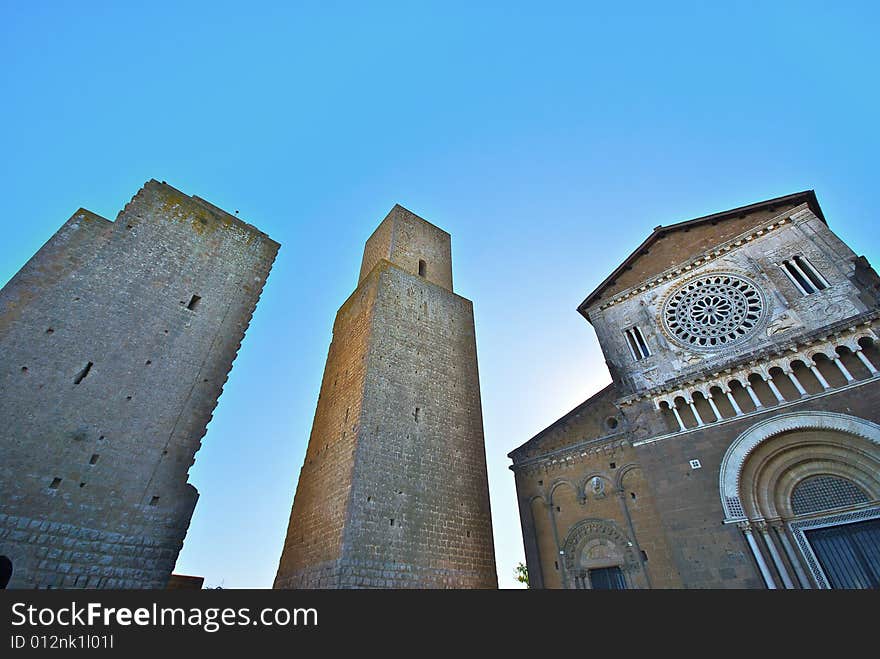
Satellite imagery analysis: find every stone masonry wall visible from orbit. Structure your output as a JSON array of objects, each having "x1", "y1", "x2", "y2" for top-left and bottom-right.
[
  {"x1": 0, "y1": 180, "x2": 279, "y2": 588},
  {"x1": 338, "y1": 263, "x2": 496, "y2": 588},
  {"x1": 276, "y1": 206, "x2": 496, "y2": 588},
  {"x1": 273, "y1": 274, "x2": 379, "y2": 588}
]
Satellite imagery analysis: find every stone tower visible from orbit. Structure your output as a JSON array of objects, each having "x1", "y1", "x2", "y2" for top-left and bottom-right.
[
  {"x1": 274, "y1": 204, "x2": 497, "y2": 588},
  {"x1": 0, "y1": 180, "x2": 279, "y2": 588}
]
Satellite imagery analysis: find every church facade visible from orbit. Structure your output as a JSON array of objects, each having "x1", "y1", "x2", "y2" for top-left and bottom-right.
[{"x1": 509, "y1": 191, "x2": 880, "y2": 589}]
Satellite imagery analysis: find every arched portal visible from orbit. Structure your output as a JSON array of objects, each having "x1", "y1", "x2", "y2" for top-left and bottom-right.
[
  {"x1": 719, "y1": 412, "x2": 880, "y2": 589},
  {"x1": 560, "y1": 518, "x2": 641, "y2": 590}
]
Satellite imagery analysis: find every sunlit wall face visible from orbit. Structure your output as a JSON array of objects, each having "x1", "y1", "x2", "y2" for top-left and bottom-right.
[{"x1": 1, "y1": 2, "x2": 878, "y2": 588}]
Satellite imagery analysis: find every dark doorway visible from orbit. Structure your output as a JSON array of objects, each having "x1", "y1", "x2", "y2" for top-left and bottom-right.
[
  {"x1": 806, "y1": 518, "x2": 880, "y2": 589},
  {"x1": 588, "y1": 566, "x2": 626, "y2": 590},
  {"x1": 0, "y1": 556, "x2": 12, "y2": 589}
]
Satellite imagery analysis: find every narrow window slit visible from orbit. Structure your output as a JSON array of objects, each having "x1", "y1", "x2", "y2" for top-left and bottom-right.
[
  {"x1": 89, "y1": 454, "x2": 99, "y2": 465},
  {"x1": 418, "y1": 260, "x2": 427, "y2": 277},
  {"x1": 74, "y1": 362, "x2": 93, "y2": 384},
  {"x1": 49, "y1": 478, "x2": 61, "y2": 489},
  {"x1": 186, "y1": 295, "x2": 201, "y2": 311},
  {"x1": 149, "y1": 496, "x2": 160, "y2": 506}
]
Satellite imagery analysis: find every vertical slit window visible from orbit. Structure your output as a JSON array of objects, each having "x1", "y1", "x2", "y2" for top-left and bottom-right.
[
  {"x1": 625, "y1": 326, "x2": 650, "y2": 360},
  {"x1": 794, "y1": 256, "x2": 828, "y2": 290},
  {"x1": 418, "y1": 260, "x2": 427, "y2": 277},
  {"x1": 74, "y1": 362, "x2": 93, "y2": 384},
  {"x1": 780, "y1": 256, "x2": 828, "y2": 296}
]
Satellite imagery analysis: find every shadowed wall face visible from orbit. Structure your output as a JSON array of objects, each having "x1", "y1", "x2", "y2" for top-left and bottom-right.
[
  {"x1": 0, "y1": 180, "x2": 279, "y2": 589},
  {"x1": 275, "y1": 205, "x2": 497, "y2": 589}
]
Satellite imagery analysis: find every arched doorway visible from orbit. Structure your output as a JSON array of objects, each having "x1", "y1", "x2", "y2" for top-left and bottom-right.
[
  {"x1": 0, "y1": 556, "x2": 12, "y2": 589},
  {"x1": 560, "y1": 518, "x2": 642, "y2": 589},
  {"x1": 720, "y1": 411, "x2": 880, "y2": 588}
]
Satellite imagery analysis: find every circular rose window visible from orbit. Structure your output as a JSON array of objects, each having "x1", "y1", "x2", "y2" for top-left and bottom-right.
[{"x1": 662, "y1": 274, "x2": 765, "y2": 350}]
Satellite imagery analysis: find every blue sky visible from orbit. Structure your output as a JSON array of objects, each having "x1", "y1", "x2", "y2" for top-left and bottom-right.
[{"x1": 2, "y1": 2, "x2": 878, "y2": 588}]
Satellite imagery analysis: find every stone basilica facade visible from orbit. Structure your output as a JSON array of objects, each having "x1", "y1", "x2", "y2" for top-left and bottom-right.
[{"x1": 509, "y1": 191, "x2": 880, "y2": 589}]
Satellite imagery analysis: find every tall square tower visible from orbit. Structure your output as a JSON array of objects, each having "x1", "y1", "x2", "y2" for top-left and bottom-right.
[{"x1": 275, "y1": 205, "x2": 497, "y2": 588}]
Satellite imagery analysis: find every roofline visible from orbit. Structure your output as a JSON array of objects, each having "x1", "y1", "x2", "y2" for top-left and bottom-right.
[
  {"x1": 576, "y1": 190, "x2": 825, "y2": 319},
  {"x1": 507, "y1": 383, "x2": 615, "y2": 459}
]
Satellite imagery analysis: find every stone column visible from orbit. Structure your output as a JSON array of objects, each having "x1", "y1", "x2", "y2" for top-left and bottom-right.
[
  {"x1": 738, "y1": 521, "x2": 776, "y2": 589},
  {"x1": 855, "y1": 347, "x2": 878, "y2": 375},
  {"x1": 687, "y1": 398, "x2": 705, "y2": 427},
  {"x1": 724, "y1": 387, "x2": 743, "y2": 415},
  {"x1": 772, "y1": 522, "x2": 812, "y2": 589},
  {"x1": 808, "y1": 361, "x2": 831, "y2": 389},
  {"x1": 547, "y1": 501, "x2": 569, "y2": 589},
  {"x1": 743, "y1": 382, "x2": 763, "y2": 409},
  {"x1": 706, "y1": 394, "x2": 722, "y2": 421},
  {"x1": 671, "y1": 404, "x2": 686, "y2": 432},
  {"x1": 785, "y1": 368, "x2": 808, "y2": 397},
  {"x1": 764, "y1": 376, "x2": 785, "y2": 404},
  {"x1": 832, "y1": 355, "x2": 855, "y2": 382},
  {"x1": 757, "y1": 521, "x2": 794, "y2": 589}
]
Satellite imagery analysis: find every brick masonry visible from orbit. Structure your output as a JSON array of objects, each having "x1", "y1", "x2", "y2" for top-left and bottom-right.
[
  {"x1": 0, "y1": 180, "x2": 279, "y2": 588},
  {"x1": 275, "y1": 205, "x2": 497, "y2": 588}
]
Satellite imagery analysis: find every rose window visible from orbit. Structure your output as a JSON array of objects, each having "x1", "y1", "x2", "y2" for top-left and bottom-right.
[{"x1": 662, "y1": 274, "x2": 765, "y2": 349}]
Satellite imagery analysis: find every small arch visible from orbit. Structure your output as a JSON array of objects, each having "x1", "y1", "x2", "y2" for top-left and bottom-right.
[
  {"x1": 709, "y1": 385, "x2": 735, "y2": 419},
  {"x1": 789, "y1": 359, "x2": 823, "y2": 395},
  {"x1": 578, "y1": 473, "x2": 611, "y2": 500},
  {"x1": 747, "y1": 372, "x2": 776, "y2": 407},
  {"x1": 691, "y1": 391, "x2": 716, "y2": 423},
  {"x1": 727, "y1": 379, "x2": 756, "y2": 414},
  {"x1": 673, "y1": 395, "x2": 698, "y2": 429},
  {"x1": 657, "y1": 400, "x2": 679, "y2": 433},
  {"x1": 812, "y1": 353, "x2": 846, "y2": 388},
  {"x1": 615, "y1": 463, "x2": 641, "y2": 491},
  {"x1": 768, "y1": 365, "x2": 799, "y2": 402},
  {"x1": 835, "y1": 345, "x2": 870, "y2": 380},
  {"x1": 548, "y1": 479, "x2": 577, "y2": 505}
]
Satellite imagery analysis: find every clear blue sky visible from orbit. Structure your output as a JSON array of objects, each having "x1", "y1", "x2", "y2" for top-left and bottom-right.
[{"x1": 2, "y1": 2, "x2": 878, "y2": 588}]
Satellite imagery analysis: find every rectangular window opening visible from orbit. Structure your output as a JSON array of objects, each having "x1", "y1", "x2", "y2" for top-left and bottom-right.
[
  {"x1": 794, "y1": 255, "x2": 828, "y2": 291},
  {"x1": 782, "y1": 260, "x2": 815, "y2": 294},
  {"x1": 625, "y1": 327, "x2": 650, "y2": 360},
  {"x1": 74, "y1": 362, "x2": 93, "y2": 385},
  {"x1": 187, "y1": 295, "x2": 201, "y2": 311},
  {"x1": 418, "y1": 260, "x2": 427, "y2": 277},
  {"x1": 49, "y1": 478, "x2": 62, "y2": 489},
  {"x1": 149, "y1": 496, "x2": 160, "y2": 506},
  {"x1": 89, "y1": 454, "x2": 99, "y2": 465}
]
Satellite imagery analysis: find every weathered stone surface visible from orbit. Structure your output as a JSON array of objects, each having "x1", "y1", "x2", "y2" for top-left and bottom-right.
[
  {"x1": 0, "y1": 180, "x2": 279, "y2": 589},
  {"x1": 275, "y1": 205, "x2": 497, "y2": 589},
  {"x1": 512, "y1": 191, "x2": 880, "y2": 589}
]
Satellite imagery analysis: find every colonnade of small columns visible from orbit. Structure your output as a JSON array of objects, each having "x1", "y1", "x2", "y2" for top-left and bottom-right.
[{"x1": 654, "y1": 333, "x2": 880, "y2": 433}]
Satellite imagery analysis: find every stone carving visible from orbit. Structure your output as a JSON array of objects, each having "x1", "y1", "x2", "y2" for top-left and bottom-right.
[
  {"x1": 766, "y1": 311, "x2": 801, "y2": 336},
  {"x1": 663, "y1": 273, "x2": 766, "y2": 350}
]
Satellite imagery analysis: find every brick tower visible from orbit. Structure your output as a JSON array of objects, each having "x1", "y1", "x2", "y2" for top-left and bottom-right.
[
  {"x1": 0, "y1": 180, "x2": 279, "y2": 588},
  {"x1": 274, "y1": 205, "x2": 497, "y2": 588}
]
